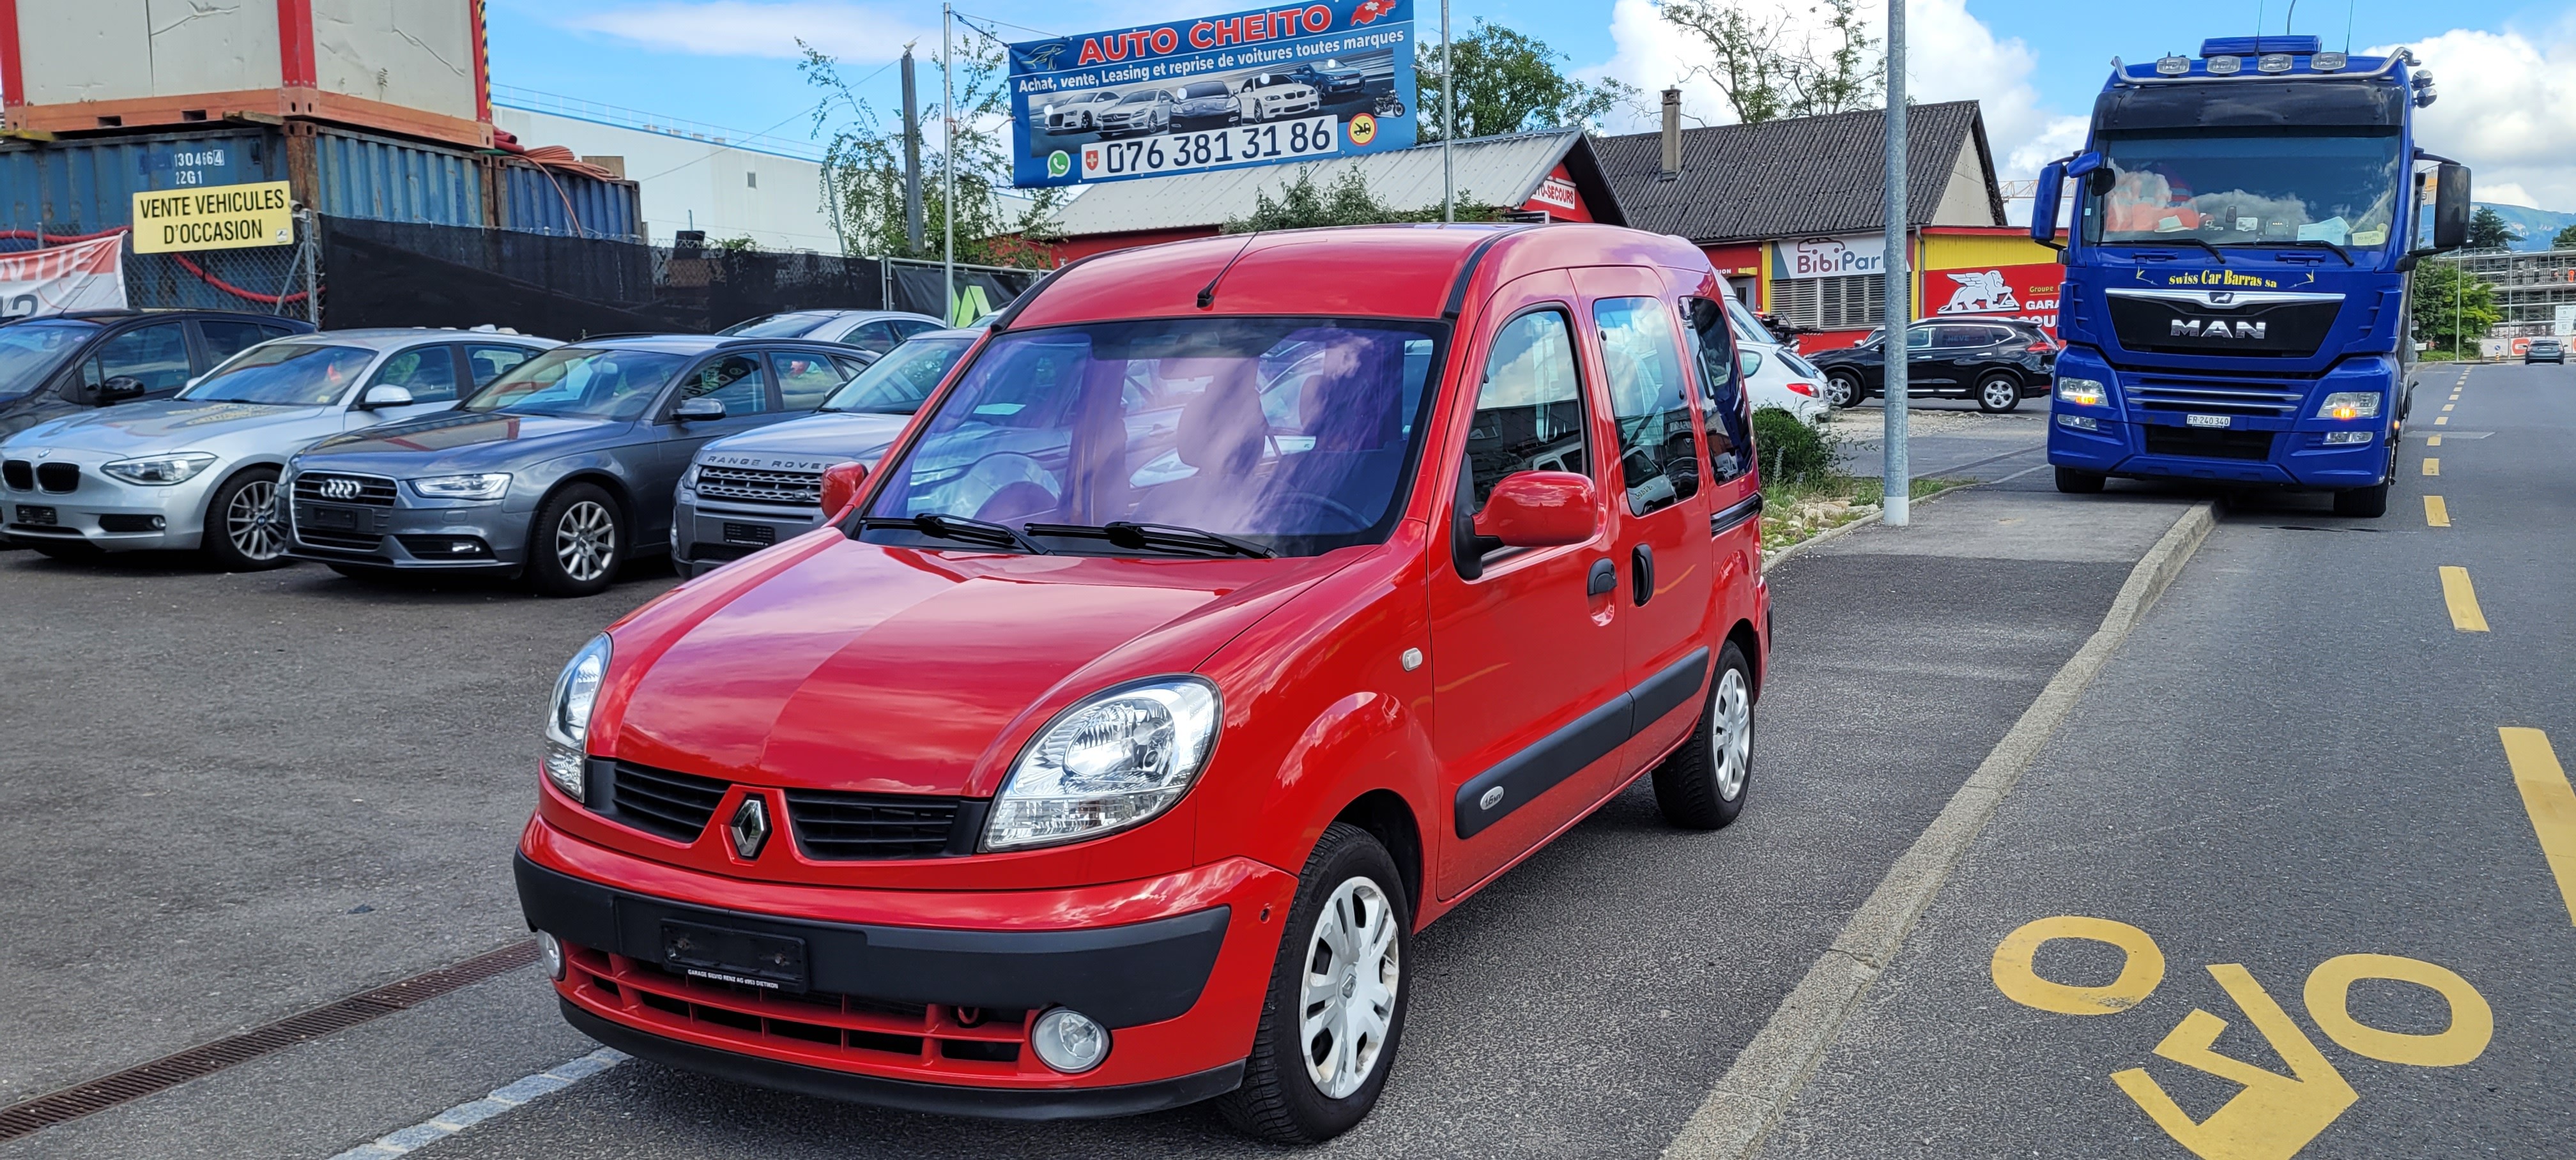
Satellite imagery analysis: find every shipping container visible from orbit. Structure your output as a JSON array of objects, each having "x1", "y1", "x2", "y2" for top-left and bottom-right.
[
  {"x1": 0, "y1": 124, "x2": 640, "y2": 243},
  {"x1": 1, "y1": 1, "x2": 494, "y2": 149}
]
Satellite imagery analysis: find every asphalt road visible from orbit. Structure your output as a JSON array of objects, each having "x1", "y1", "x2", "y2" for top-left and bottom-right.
[
  {"x1": 1826, "y1": 399, "x2": 2053, "y2": 483},
  {"x1": 0, "y1": 406, "x2": 2206, "y2": 1158},
  {"x1": 1761, "y1": 360, "x2": 2576, "y2": 1157}
]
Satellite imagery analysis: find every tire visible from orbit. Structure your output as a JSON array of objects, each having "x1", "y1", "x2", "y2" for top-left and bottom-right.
[
  {"x1": 2333, "y1": 482, "x2": 2389, "y2": 518},
  {"x1": 526, "y1": 483, "x2": 625, "y2": 597},
  {"x1": 1652, "y1": 641, "x2": 1755, "y2": 829},
  {"x1": 1975, "y1": 373, "x2": 2024, "y2": 414},
  {"x1": 1822, "y1": 372, "x2": 1866, "y2": 409},
  {"x1": 2054, "y1": 466, "x2": 2106, "y2": 494},
  {"x1": 1220, "y1": 822, "x2": 1412, "y2": 1145},
  {"x1": 199, "y1": 466, "x2": 293, "y2": 571}
]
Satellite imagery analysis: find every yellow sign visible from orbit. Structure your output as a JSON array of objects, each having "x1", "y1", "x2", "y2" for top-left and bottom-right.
[{"x1": 130, "y1": 181, "x2": 296, "y2": 254}]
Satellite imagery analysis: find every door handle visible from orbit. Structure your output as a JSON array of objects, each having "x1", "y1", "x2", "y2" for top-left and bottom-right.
[
  {"x1": 1630, "y1": 545, "x2": 1655, "y2": 605},
  {"x1": 1586, "y1": 558, "x2": 1618, "y2": 597}
]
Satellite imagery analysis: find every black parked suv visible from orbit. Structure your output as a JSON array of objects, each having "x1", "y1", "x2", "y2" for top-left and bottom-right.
[
  {"x1": 0, "y1": 309, "x2": 315, "y2": 438},
  {"x1": 1806, "y1": 318, "x2": 2059, "y2": 413}
]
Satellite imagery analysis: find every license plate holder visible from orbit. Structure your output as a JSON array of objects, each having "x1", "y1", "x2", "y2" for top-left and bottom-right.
[
  {"x1": 297, "y1": 504, "x2": 360, "y2": 531},
  {"x1": 2185, "y1": 413, "x2": 2233, "y2": 429},
  {"x1": 13, "y1": 505, "x2": 57, "y2": 526},
  {"x1": 661, "y1": 919, "x2": 809, "y2": 992}
]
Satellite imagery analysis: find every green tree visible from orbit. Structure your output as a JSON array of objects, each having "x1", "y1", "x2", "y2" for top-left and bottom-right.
[
  {"x1": 2552, "y1": 222, "x2": 2576, "y2": 250},
  {"x1": 1414, "y1": 20, "x2": 1638, "y2": 142},
  {"x1": 2465, "y1": 206, "x2": 2515, "y2": 252},
  {"x1": 1658, "y1": 0, "x2": 1882, "y2": 124},
  {"x1": 1222, "y1": 169, "x2": 1499, "y2": 232},
  {"x1": 2412, "y1": 259, "x2": 2501, "y2": 355},
  {"x1": 801, "y1": 36, "x2": 1062, "y2": 268}
]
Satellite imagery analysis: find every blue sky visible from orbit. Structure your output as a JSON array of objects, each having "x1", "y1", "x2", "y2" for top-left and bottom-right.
[{"x1": 486, "y1": 0, "x2": 2576, "y2": 207}]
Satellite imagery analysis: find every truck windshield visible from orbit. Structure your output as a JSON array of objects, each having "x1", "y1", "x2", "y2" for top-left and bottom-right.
[
  {"x1": 861, "y1": 318, "x2": 1442, "y2": 558},
  {"x1": 2082, "y1": 131, "x2": 2403, "y2": 249}
]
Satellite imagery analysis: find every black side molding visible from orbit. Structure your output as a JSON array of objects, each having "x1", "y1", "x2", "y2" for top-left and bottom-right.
[
  {"x1": 1452, "y1": 647, "x2": 1710, "y2": 839},
  {"x1": 1711, "y1": 493, "x2": 1763, "y2": 535}
]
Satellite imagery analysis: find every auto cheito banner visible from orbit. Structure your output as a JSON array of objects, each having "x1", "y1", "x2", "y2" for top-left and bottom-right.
[{"x1": 1008, "y1": 0, "x2": 1418, "y2": 189}]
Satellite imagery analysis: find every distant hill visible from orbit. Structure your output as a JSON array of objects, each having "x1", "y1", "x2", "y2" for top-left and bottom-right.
[{"x1": 2480, "y1": 203, "x2": 2576, "y2": 252}]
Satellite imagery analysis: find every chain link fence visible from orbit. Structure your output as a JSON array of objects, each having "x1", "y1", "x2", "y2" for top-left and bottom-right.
[{"x1": 1, "y1": 226, "x2": 318, "y2": 321}]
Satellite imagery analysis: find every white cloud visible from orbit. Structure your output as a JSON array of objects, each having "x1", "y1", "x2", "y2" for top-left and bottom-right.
[
  {"x1": 2479, "y1": 182, "x2": 2540, "y2": 209},
  {"x1": 565, "y1": 2, "x2": 934, "y2": 61},
  {"x1": 2381, "y1": 25, "x2": 2576, "y2": 211}
]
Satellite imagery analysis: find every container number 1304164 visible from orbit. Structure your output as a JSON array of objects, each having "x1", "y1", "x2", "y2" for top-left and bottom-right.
[{"x1": 1081, "y1": 116, "x2": 1339, "y2": 181}]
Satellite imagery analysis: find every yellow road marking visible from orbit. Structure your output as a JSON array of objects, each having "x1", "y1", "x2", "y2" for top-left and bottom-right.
[
  {"x1": 2439, "y1": 567, "x2": 2488, "y2": 632},
  {"x1": 2435, "y1": 416, "x2": 2450, "y2": 425},
  {"x1": 2443, "y1": 403, "x2": 2456, "y2": 412},
  {"x1": 2425, "y1": 496, "x2": 2449, "y2": 526},
  {"x1": 2501, "y1": 728, "x2": 2576, "y2": 925},
  {"x1": 2428, "y1": 435, "x2": 2442, "y2": 446},
  {"x1": 2423, "y1": 458, "x2": 2439, "y2": 476}
]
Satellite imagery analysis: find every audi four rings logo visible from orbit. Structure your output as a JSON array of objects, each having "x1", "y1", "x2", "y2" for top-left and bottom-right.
[
  {"x1": 317, "y1": 477, "x2": 362, "y2": 500},
  {"x1": 2171, "y1": 319, "x2": 2267, "y2": 340}
]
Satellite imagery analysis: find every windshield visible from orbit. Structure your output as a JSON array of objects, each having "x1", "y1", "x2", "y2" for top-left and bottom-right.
[
  {"x1": 180, "y1": 343, "x2": 374, "y2": 406},
  {"x1": 461, "y1": 347, "x2": 686, "y2": 420},
  {"x1": 717, "y1": 312, "x2": 834, "y2": 337},
  {"x1": 861, "y1": 318, "x2": 1442, "y2": 558},
  {"x1": 2083, "y1": 132, "x2": 2404, "y2": 249},
  {"x1": 0, "y1": 319, "x2": 99, "y2": 399},
  {"x1": 1182, "y1": 82, "x2": 1229, "y2": 99},
  {"x1": 1117, "y1": 91, "x2": 1158, "y2": 105},
  {"x1": 822, "y1": 335, "x2": 973, "y2": 414}
]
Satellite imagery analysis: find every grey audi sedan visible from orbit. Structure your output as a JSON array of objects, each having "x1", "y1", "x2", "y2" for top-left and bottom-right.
[{"x1": 282, "y1": 336, "x2": 865, "y2": 595}]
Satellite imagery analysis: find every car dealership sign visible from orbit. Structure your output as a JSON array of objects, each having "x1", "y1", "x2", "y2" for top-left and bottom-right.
[
  {"x1": 1774, "y1": 235, "x2": 1889, "y2": 279},
  {"x1": 0, "y1": 235, "x2": 127, "y2": 319},
  {"x1": 1008, "y1": 0, "x2": 1418, "y2": 189}
]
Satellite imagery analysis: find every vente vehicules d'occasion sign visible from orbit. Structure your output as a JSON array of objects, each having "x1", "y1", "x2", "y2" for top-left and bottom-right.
[{"x1": 1008, "y1": 0, "x2": 1418, "y2": 189}]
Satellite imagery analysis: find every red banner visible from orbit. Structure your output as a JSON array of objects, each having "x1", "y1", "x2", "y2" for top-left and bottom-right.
[
  {"x1": 0, "y1": 235, "x2": 128, "y2": 319},
  {"x1": 1924, "y1": 262, "x2": 2062, "y2": 335}
]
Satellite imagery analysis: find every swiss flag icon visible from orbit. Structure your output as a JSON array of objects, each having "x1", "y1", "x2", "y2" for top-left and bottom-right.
[
  {"x1": 1353, "y1": 0, "x2": 1390, "y2": 23},
  {"x1": 1085, "y1": 149, "x2": 1099, "y2": 169}
]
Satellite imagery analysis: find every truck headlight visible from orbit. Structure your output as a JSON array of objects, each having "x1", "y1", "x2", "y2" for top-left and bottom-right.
[
  {"x1": 543, "y1": 634, "x2": 612, "y2": 798},
  {"x1": 410, "y1": 473, "x2": 512, "y2": 500},
  {"x1": 2055, "y1": 377, "x2": 2108, "y2": 407},
  {"x1": 2317, "y1": 392, "x2": 2382, "y2": 420},
  {"x1": 102, "y1": 452, "x2": 217, "y2": 485},
  {"x1": 984, "y1": 678, "x2": 1220, "y2": 851}
]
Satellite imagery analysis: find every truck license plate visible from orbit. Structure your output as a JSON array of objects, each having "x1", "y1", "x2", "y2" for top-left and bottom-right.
[{"x1": 2185, "y1": 413, "x2": 2232, "y2": 429}]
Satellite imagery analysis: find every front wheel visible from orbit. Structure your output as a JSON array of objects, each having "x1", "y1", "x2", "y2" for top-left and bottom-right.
[
  {"x1": 1220, "y1": 822, "x2": 1411, "y2": 1145},
  {"x1": 201, "y1": 466, "x2": 293, "y2": 571},
  {"x1": 1822, "y1": 372, "x2": 1866, "y2": 409},
  {"x1": 527, "y1": 483, "x2": 624, "y2": 597},
  {"x1": 2332, "y1": 482, "x2": 2389, "y2": 518},
  {"x1": 2054, "y1": 466, "x2": 2106, "y2": 494},
  {"x1": 1975, "y1": 373, "x2": 2024, "y2": 413},
  {"x1": 1652, "y1": 641, "x2": 1754, "y2": 829}
]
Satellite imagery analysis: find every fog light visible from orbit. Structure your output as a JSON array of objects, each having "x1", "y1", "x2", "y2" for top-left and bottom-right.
[
  {"x1": 1031, "y1": 1008, "x2": 1110, "y2": 1073},
  {"x1": 2322, "y1": 431, "x2": 2373, "y2": 445},
  {"x1": 2057, "y1": 414, "x2": 2100, "y2": 431},
  {"x1": 537, "y1": 931, "x2": 566, "y2": 980},
  {"x1": 544, "y1": 742, "x2": 586, "y2": 799}
]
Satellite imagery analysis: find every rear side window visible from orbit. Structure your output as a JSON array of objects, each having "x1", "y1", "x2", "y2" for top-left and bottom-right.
[
  {"x1": 464, "y1": 344, "x2": 539, "y2": 387},
  {"x1": 839, "y1": 321, "x2": 900, "y2": 353},
  {"x1": 769, "y1": 351, "x2": 849, "y2": 409},
  {"x1": 369, "y1": 345, "x2": 461, "y2": 403},
  {"x1": 678, "y1": 354, "x2": 772, "y2": 415},
  {"x1": 1464, "y1": 309, "x2": 1590, "y2": 513},
  {"x1": 1594, "y1": 297, "x2": 1700, "y2": 515},
  {"x1": 199, "y1": 321, "x2": 277, "y2": 364},
  {"x1": 84, "y1": 321, "x2": 192, "y2": 393}
]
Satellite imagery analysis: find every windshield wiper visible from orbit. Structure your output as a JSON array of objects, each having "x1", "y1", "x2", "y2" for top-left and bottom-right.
[
  {"x1": 2230, "y1": 238, "x2": 2355, "y2": 266},
  {"x1": 1022, "y1": 521, "x2": 1276, "y2": 560},
  {"x1": 2108, "y1": 236, "x2": 2227, "y2": 265},
  {"x1": 856, "y1": 513, "x2": 1046, "y2": 554}
]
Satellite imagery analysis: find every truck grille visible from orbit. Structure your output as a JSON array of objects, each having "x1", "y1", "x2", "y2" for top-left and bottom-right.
[
  {"x1": 2126, "y1": 375, "x2": 2308, "y2": 417},
  {"x1": 785, "y1": 790, "x2": 965, "y2": 860},
  {"x1": 2143, "y1": 425, "x2": 2275, "y2": 461},
  {"x1": 605, "y1": 762, "x2": 730, "y2": 843},
  {"x1": 696, "y1": 466, "x2": 823, "y2": 507},
  {"x1": 292, "y1": 473, "x2": 398, "y2": 507}
]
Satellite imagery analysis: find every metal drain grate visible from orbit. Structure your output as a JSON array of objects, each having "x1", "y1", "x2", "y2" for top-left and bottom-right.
[{"x1": 0, "y1": 940, "x2": 539, "y2": 1141}]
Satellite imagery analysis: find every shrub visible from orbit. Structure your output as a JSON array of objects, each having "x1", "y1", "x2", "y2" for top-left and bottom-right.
[{"x1": 1752, "y1": 407, "x2": 1834, "y2": 491}]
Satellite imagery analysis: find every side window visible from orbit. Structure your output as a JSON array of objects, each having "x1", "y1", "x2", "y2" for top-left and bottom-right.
[
  {"x1": 1464, "y1": 309, "x2": 1590, "y2": 513},
  {"x1": 84, "y1": 322, "x2": 192, "y2": 393},
  {"x1": 769, "y1": 351, "x2": 849, "y2": 410},
  {"x1": 830, "y1": 355, "x2": 873, "y2": 379},
  {"x1": 1905, "y1": 326, "x2": 1933, "y2": 351},
  {"x1": 839, "y1": 321, "x2": 898, "y2": 354},
  {"x1": 1682, "y1": 297, "x2": 1751, "y2": 485},
  {"x1": 464, "y1": 344, "x2": 538, "y2": 388},
  {"x1": 678, "y1": 353, "x2": 771, "y2": 415},
  {"x1": 197, "y1": 321, "x2": 273, "y2": 365},
  {"x1": 1594, "y1": 296, "x2": 1700, "y2": 514},
  {"x1": 369, "y1": 345, "x2": 461, "y2": 403},
  {"x1": 889, "y1": 319, "x2": 940, "y2": 340},
  {"x1": 1934, "y1": 326, "x2": 1983, "y2": 349}
]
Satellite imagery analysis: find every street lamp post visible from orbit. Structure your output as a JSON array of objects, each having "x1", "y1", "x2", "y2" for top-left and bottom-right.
[
  {"x1": 1880, "y1": 0, "x2": 1910, "y2": 525},
  {"x1": 943, "y1": 3, "x2": 956, "y2": 321}
]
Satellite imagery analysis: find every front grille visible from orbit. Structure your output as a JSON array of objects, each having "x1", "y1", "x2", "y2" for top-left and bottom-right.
[
  {"x1": 2126, "y1": 376, "x2": 2308, "y2": 417},
  {"x1": 785, "y1": 790, "x2": 965, "y2": 860},
  {"x1": 291, "y1": 472, "x2": 397, "y2": 507},
  {"x1": 1, "y1": 460, "x2": 29, "y2": 490},
  {"x1": 2143, "y1": 425, "x2": 2275, "y2": 461},
  {"x1": 687, "y1": 542, "x2": 758, "y2": 564},
  {"x1": 606, "y1": 761, "x2": 729, "y2": 843},
  {"x1": 293, "y1": 528, "x2": 383, "y2": 551},
  {"x1": 696, "y1": 466, "x2": 824, "y2": 507},
  {"x1": 34, "y1": 462, "x2": 77, "y2": 492},
  {"x1": 721, "y1": 523, "x2": 777, "y2": 546}
]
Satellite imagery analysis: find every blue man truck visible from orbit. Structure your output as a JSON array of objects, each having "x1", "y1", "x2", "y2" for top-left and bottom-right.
[{"x1": 2031, "y1": 35, "x2": 2471, "y2": 517}]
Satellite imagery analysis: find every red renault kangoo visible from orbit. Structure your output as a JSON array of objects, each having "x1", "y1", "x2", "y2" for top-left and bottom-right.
[{"x1": 515, "y1": 224, "x2": 1770, "y2": 1142}]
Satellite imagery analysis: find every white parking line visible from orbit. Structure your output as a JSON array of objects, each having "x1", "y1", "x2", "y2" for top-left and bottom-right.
[{"x1": 323, "y1": 1048, "x2": 627, "y2": 1159}]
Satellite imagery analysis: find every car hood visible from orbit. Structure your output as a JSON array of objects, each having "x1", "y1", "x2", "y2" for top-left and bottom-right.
[
  {"x1": 295, "y1": 410, "x2": 628, "y2": 473},
  {"x1": 601, "y1": 539, "x2": 1356, "y2": 797},
  {"x1": 697, "y1": 411, "x2": 912, "y2": 468},
  {"x1": 4, "y1": 399, "x2": 335, "y2": 455}
]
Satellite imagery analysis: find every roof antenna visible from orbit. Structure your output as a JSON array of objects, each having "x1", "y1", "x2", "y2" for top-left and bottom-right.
[
  {"x1": 2285, "y1": 0, "x2": 2297, "y2": 35},
  {"x1": 1197, "y1": 233, "x2": 1259, "y2": 309},
  {"x1": 2344, "y1": 0, "x2": 2356, "y2": 52}
]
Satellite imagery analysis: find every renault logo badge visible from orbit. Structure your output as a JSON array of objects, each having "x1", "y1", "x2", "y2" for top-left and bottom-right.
[{"x1": 729, "y1": 797, "x2": 770, "y2": 860}]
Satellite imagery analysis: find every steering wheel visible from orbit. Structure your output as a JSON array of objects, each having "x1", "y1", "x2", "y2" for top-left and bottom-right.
[{"x1": 1268, "y1": 489, "x2": 1370, "y2": 531}]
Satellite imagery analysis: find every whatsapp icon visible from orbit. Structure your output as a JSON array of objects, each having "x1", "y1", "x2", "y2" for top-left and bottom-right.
[{"x1": 1047, "y1": 149, "x2": 1071, "y2": 178}]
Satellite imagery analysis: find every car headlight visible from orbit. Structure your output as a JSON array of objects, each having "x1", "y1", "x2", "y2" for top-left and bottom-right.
[
  {"x1": 542, "y1": 634, "x2": 612, "y2": 799},
  {"x1": 2316, "y1": 392, "x2": 2381, "y2": 420},
  {"x1": 101, "y1": 452, "x2": 217, "y2": 485},
  {"x1": 409, "y1": 473, "x2": 511, "y2": 501},
  {"x1": 2054, "y1": 377, "x2": 2108, "y2": 407},
  {"x1": 680, "y1": 462, "x2": 702, "y2": 491},
  {"x1": 984, "y1": 678, "x2": 1220, "y2": 851}
]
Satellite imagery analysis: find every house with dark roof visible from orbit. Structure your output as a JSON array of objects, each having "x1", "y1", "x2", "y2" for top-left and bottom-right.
[{"x1": 1597, "y1": 99, "x2": 2063, "y2": 348}]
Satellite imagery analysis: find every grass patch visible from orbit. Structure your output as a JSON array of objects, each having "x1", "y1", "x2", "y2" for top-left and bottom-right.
[{"x1": 1751, "y1": 406, "x2": 1981, "y2": 553}]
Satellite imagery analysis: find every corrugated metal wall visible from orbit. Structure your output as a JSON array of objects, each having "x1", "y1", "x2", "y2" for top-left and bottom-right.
[
  {"x1": 301, "y1": 126, "x2": 487, "y2": 227},
  {"x1": 498, "y1": 161, "x2": 642, "y2": 241},
  {"x1": 0, "y1": 128, "x2": 284, "y2": 234}
]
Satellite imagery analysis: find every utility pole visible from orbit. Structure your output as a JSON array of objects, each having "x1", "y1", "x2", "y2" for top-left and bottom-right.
[
  {"x1": 1880, "y1": 0, "x2": 1909, "y2": 525},
  {"x1": 901, "y1": 47, "x2": 925, "y2": 256},
  {"x1": 942, "y1": 3, "x2": 956, "y2": 321},
  {"x1": 1440, "y1": 0, "x2": 1453, "y2": 223}
]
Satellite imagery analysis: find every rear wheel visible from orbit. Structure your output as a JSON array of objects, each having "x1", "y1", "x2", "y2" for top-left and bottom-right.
[
  {"x1": 2333, "y1": 482, "x2": 2389, "y2": 518},
  {"x1": 1975, "y1": 373, "x2": 2024, "y2": 413},
  {"x1": 1220, "y1": 823, "x2": 1411, "y2": 1145},
  {"x1": 199, "y1": 467, "x2": 293, "y2": 571},
  {"x1": 1652, "y1": 641, "x2": 1755, "y2": 829},
  {"x1": 2054, "y1": 466, "x2": 2106, "y2": 494},
  {"x1": 1822, "y1": 372, "x2": 1866, "y2": 409},
  {"x1": 527, "y1": 484, "x2": 624, "y2": 597}
]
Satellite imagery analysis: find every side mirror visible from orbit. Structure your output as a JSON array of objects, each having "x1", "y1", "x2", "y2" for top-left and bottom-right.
[
  {"x1": 97, "y1": 376, "x2": 147, "y2": 404},
  {"x1": 673, "y1": 397, "x2": 727, "y2": 422},
  {"x1": 2430, "y1": 162, "x2": 2471, "y2": 252},
  {"x1": 1471, "y1": 471, "x2": 1599, "y2": 548},
  {"x1": 358, "y1": 384, "x2": 415, "y2": 409},
  {"x1": 2030, "y1": 159, "x2": 2066, "y2": 247},
  {"x1": 819, "y1": 461, "x2": 870, "y2": 518}
]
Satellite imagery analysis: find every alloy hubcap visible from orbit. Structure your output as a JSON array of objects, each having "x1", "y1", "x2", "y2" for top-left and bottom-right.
[
  {"x1": 555, "y1": 501, "x2": 617, "y2": 582},
  {"x1": 1301, "y1": 876, "x2": 1399, "y2": 1100},
  {"x1": 1710, "y1": 668, "x2": 1751, "y2": 801},
  {"x1": 1830, "y1": 377, "x2": 1857, "y2": 406},
  {"x1": 1984, "y1": 380, "x2": 2016, "y2": 408},
  {"x1": 227, "y1": 479, "x2": 285, "y2": 561}
]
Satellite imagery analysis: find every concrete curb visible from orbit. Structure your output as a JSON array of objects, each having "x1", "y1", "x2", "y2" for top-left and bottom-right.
[{"x1": 1662, "y1": 499, "x2": 2220, "y2": 1160}]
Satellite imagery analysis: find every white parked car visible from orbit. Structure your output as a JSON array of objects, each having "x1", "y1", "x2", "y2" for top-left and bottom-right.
[
  {"x1": 1238, "y1": 73, "x2": 1321, "y2": 122},
  {"x1": 1719, "y1": 288, "x2": 1829, "y2": 424}
]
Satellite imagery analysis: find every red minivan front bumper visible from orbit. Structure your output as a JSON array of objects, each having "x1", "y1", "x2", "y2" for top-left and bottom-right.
[{"x1": 516, "y1": 818, "x2": 1298, "y2": 1118}]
